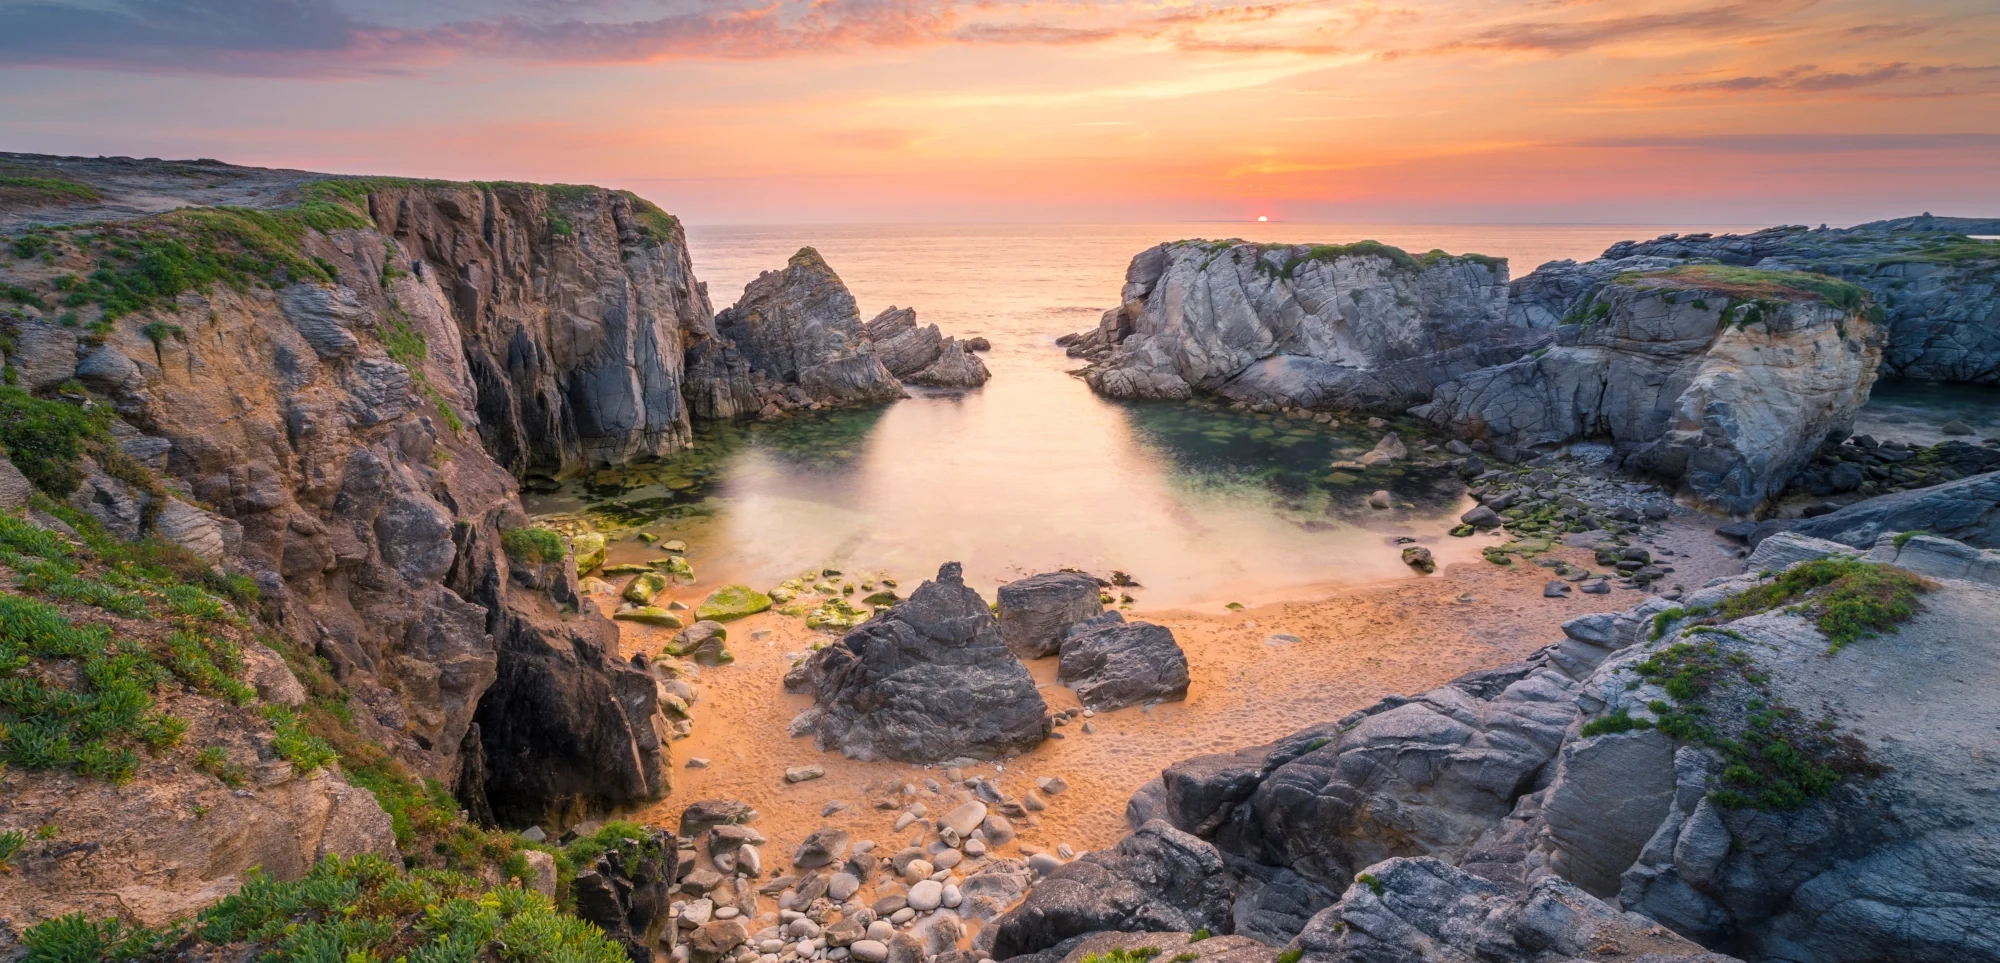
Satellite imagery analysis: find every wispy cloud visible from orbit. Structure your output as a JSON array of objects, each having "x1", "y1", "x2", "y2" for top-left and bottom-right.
[
  {"x1": 1666, "y1": 62, "x2": 2000, "y2": 96},
  {"x1": 1577, "y1": 133, "x2": 2000, "y2": 153}
]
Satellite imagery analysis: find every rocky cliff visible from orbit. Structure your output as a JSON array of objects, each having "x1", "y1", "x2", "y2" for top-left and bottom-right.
[
  {"x1": 1414, "y1": 266, "x2": 1880, "y2": 514},
  {"x1": 714, "y1": 247, "x2": 907, "y2": 409},
  {"x1": 0, "y1": 156, "x2": 680, "y2": 831},
  {"x1": 1064, "y1": 240, "x2": 1529, "y2": 411},
  {"x1": 1084, "y1": 534, "x2": 2000, "y2": 963}
]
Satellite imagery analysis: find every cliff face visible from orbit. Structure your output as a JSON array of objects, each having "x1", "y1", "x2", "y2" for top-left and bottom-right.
[
  {"x1": 1416, "y1": 269, "x2": 1880, "y2": 515},
  {"x1": 1066, "y1": 241, "x2": 1533, "y2": 412},
  {"x1": 0, "y1": 159, "x2": 678, "y2": 829}
]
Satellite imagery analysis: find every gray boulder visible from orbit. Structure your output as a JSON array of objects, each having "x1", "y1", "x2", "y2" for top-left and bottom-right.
[
  {"x1": 9, "y1": 318, "x2": 79, "y2": 392},
  {"x1": 0, "y1": 451, "x2": 32, "y2": 510},
  {"x1": 1784, "y1": 470, "x2": 2000, "y2": 548},
  {"x1": 715, "y1": 248, "x2": 905, "y2": 405},
  {"x1": 805, "y1": 562, "x2": 1050, "y2": 761},
  {"x1": 989, "y1": 820, "x2": 1235, "y2": 960},
  {"x1": 997, "y1": 572, "x2": 1104, "y2": 659},
  {"x1": 1417, "y1": 274, "x2": 1879, "y2": 515},
  {"x1": 1056, "y1": 612, "x2": 1190, "y2": 710},
  {"x1": 864, "y1": 306, "x2": 991, "y2": 389},
  {"x1": 1291, "y1": 856, "x2": 1739, "y2": 963},
  {"x1": 1068, "y1": 240, "x2": 1530, "y2": 411}
]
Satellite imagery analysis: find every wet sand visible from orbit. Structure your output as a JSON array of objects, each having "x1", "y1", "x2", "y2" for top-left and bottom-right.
[{"x1": 594, "y1": 515, "x2": 1742, "y2": 867}]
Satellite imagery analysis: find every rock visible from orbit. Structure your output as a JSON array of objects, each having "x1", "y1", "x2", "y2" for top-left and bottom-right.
[
  {"x1": 667, "y1": 621, "x2": 734, "y2": 665},
  {"x1": 1787, "y1": 470, "x2": 2000, "y2": 549},
  {"x1": 0, "y1": 452, "x2": 32, "y2": 510},
  {"x1": 829, "y1": 872, "x2": 862, "y2": 902},
  {"x1": 865, "y1": 306, "x2": 992, "y2": 389},
  {"x1": 625, "y1": 570, "x2": 671, "y2": 606},
  {"x1": 1579, "y1": 579, "x2": 1610, "y2": 595},
  {"x1": 851, "y1": 940, "x2": 890, "y2": 962},
  {"x1": 805, "y1": 562, "x2": 1050, "y2": 762},
  {"x1": 1068, "y1": 240, "x2": 1526, "y2": 412},
  {"x1": 1743, "y1": 532, "x2": 1860, "y2": 572},
  {"x1": 1400, "y1": 546, "x2": 1435, "y2": 574},
  {"x1": 1360, "y1": 433, "x2": 1406, "y2": 467},
  {"x1": 1867, "y1": 531, "x2": 2000, "y2": 586},
  {"x1": 996, "y1": 572, "x2": 1105, "y2": 659},
  {"x1": 697, "y1": 585, "x2": 773, "y2": 622},
  {"x1": 572, "y1": 533, "x2": 607, "y2": 574},
  {"x1": 785, "y1": 765, "x2": 826, "y2": 784},
  {"x1": 989, "y1": 820, "x2": 1235, "y2": 959},
  {"x1": 681, "y1": 800, "x2": 758, "y2": 837},
  {"x1": 1366, "y1": 490, "x2": 1391, "y2": 510},
  {"x1": 688, "y1": 920, "x2": 750, "y2": 963},
  {"x1": 1941, "y1": 420, "x2": 1974, "y2": 436},
  {"x1": 907, "y1": 879, "x2": 945, "y2": 911},
  {"x1": 1293, "y1": 856, "x2": 1739, "y2": 963},
  {"x1": 1460, "y1": 504, "x2": 1503, "y2": 528},
  {"x1": 1056, "y1": 612, "x2": 1191, "y2": 710},
  {"x1": 1543, "y1": 580, "x2": 1571, "y2": 598},
  {"x1": 940, "y1": 800, "x2": 989, "y2": 837},
  {"x1": 715, "y1": 248, "x2": 906, "y2": 406},
  {"x1": 1263, "y1": 633, "x2": 1301, "y2": 646},
  {"x1": 794, "y1": 827, "x2": 850, "y2": 867},
  {"x1": 615, "y1": 606, "x2": 685, "y2": 629},
  {"x1": 1037, "y1": 776, "x2": 1069, "y2": 796},
  {"x1": 1417, "y1": 271, "x2": 1878, "y2": 515}
]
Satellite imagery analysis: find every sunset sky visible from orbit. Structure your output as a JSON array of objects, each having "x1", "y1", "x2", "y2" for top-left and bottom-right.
[{"x1": 1, "y1": 0, "x2": 1996, "y2": 224}]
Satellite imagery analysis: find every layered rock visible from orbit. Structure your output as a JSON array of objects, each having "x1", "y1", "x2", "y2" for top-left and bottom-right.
[
  {"x1": 1416, "y1": 268, "x2": 1879, "y2": 514},
  {"x1": 1103, "y1": 537, "x2": 2000, "y2": 963},
  {"x1": 990, "y1": 820, "x2": 1236, "y2": 960},
  {"x1": 715, "y1": 248, "x2": 906, "y2": 407},
  {"x1": 799, "y1": 562, "x2": 1050, "y2": 762},
  {"x1": 1066, "y1": 241, "x2": 1529, "y2": 411},
  {"x1": 865, "y1": 306, "x2": 991, "y2": 389},
  {"x1": 1779, "y1": 469, "x2": 2000, "y2": 548},
  {"x1": 996, "y1": 571, "x2": 1105, "y2": 659},
  {"x1": 1055, "y1": 612, "x2": 1190, "y2": 710},
  {"x1": 0, "y1": 161, "x2": 674, "y2": 830}
]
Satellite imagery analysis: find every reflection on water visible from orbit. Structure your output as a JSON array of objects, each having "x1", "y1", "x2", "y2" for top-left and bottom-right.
[
  {"x1": 525, "y1": 222, "x2": 1755, "y2": 608},
  {"x1": 1854, "y1": 379, "x2": 2000, "y2": 447}
]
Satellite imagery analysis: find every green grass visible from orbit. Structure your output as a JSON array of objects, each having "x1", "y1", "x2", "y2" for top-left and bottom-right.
[
  {"x1": 3, "y1": 281, "x2": 47, "y2": 308},
  {"x1": 378, "y1": 313, "x2": 466, "y2": 433},
  {"x1": 1355, "y1": 871, "x2": 1384, "y2": 895},
  {"x1": 1892, "y1": 529, "x2": 1930, "y2": 548},
  {"x1": 1716, "y1": 556, "x2": 1930, "y2": 651},
  {"x1": 1276, "y1": 949, "x2": 1304, "y2": 963},
  {"x1": 501, "y1": 526, "x2": 566, "y2": 565},
  {"x1": 1619, "y1": 264, "x2": 1868, "y2": 312},
  {"x1": 618, "y1": 191, "x2": 681, "y2": 246},
  {"x1": 261, "y1": 704, "x2": 337, "y2": 773},
  {"x1": 1080, "y1": 948, "x2": 1163, "y2": 963},
  {"x1": 0, "y1": 176, "x2": 103, "y2": 203},
  {"x1": 0, "y1": 827, "x2": 25, "y2": 868},
  {"x1": 18, "y1": 912, "x2": 175, "y2": 963},
  {"x1": 1875, "y1": 235, "x2": 2000, "y2": 266},
  {"x1": 1580, "y1": 707, "x2": 1651, "y2": 737},
  {"x1": 1188, "y1": 929, "x2": 1212, "y2": 943},
  {"x1": 0, "y1": 386, "x2": 110, "y2": 496}
]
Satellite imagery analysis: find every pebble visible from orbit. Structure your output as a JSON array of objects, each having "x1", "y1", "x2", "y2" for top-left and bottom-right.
[
  {"x1": 903, "y1": 859, "x2": 933, "y2": 881},
  {"x1": 786, "y1": 919, "x2": 819, "y2": 939},
  {"x1": 892, "y1": 813, "x2": 917, "y2": 832},
  {"x1": 851, "y1": 940, "x2": 889, "y2": 963},
  {"x1": 1263, "y1": 633, "x2": 1301, "y2": 646},
  {"x1": 853, "y1": 840, "x2": 876, "y2": 854},
  {"x1": 941, "y1": 884, "x2": 962, "y2": 909},
  {"x1": 1036, "y1": 776, "x2": 1068, "y2": 795},
  {"x1": 1056, "y1": 843, "x2": 1074, "y2": 859},
  {"x1": 1023, "y1": 793, "x2": 1045, "y2": 812},
  {"x1": 717, "y1": 906, "x2": 741, "y2": 920},
  {"x1": 963, "y1": 837, "x2": 987, "y2": 856},
  {"x1": 823, "y1": 801, "x2": 847, "y2": 817},
  {"x1": 866, "y1": 920, "x2": 895, "y2": 942},
  {"x1": 687, "y1": 758, "x2": 711, "y2": 768},
  {"x1": 682, "y1": 900, "x2": 715, "y2": 925},
  {"x1": 1544, "y1": 580, "x2": 1572, "y2": 598},
  {"x1": 909, "y1": 801, "x2": 928, "y2": 817},
  {"x1": 932, "y1": 849, "x2": 962, "y2": 870},
  {"x1": 1368, "y1": 490, "x2": 1392, "y2": 510},
  {"x1": 761, "y1": 941, "x2": 787, "y2": 954},
  {"x1": 889, "y1": 908, "x2": 916, "y2": 925},
  {"x1": 1027, "y1": 853, "x2": 1064, "y2": 874},
  {"x1": 1081, "y1": 722, "x2": 1096, "y2": 734},
  {"x1": 907, "y1": 880, "x2": 944, "y2": 911},
  {"x1": 785, "y1": 766, "x2": 826, "y2": 783},
  {"x1": 829, "y1": 872, "x2": 861, "y2": 902}
]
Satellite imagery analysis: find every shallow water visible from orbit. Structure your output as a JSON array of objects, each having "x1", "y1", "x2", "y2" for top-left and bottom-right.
[
  {"x1": 527, "y1": 222, "x2": 1750, "y2": 607},
  {"x1": 1853, "y1": 379, "x2": 2000, "y2": 447}
]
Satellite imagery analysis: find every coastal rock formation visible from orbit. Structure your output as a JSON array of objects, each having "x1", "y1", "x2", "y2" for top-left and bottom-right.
[
  {"x1": 1780, "y1": 469, "x2": 2000, "y2": 548},
  {"x1": 996, "y1": 571, "x2": 1105, "y2": 659},
  {"x1": 1065, "y1": 241, "x2": 1529, "y2": 411},
  {"x1": 0, "y1": 160, "x2": 673, "y2": 832},
  {"x1": 1416, "y1": 267, "x2": 1879, "y2": 514},
  {"x1": 1098, "y1": 536, "x2": 2000, "y2": 963},
  {"x1": 800, "y1": 562, "x2": 1050, "y2": 762},
  {"x1": 715, "y1": 248, "x2": 906, "y2": 406},
  {"x1": 1291, "y1": 857, "x2": 1738, "y2": 963},
  {"x1": 865, "y1": 306, "x2": 992, "y2": 389},
  {"x1": 990, "y1": 820, "x2": 1235, "y2": 960},
  {"x1": 1055, "y1": 612, "x2": 1190, "y2": 710}
]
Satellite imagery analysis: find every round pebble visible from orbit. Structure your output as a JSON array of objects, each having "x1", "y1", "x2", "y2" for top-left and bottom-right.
[
  {"x1": 903, "y1": 859, "x2": 933, "y2": 881},
  {"x1": 828, "y1": 872, "x2": 861, "y2": 902},
  {"x1": 889, "y1": 907, "x2": 916, "y2": 925},
  {"x1": 941, "y1": 884, "x2": 962, "y2": 909},
  {"x1": 851, "y1": 940, "x2": 889, "y2": 963},
  {"x1": 932, "y1": 850, "x2": 962, "y2": 870},
  {"x1": 716, "y1": 906, "x2": 740, "y2": 920},
  {"x1": 906, "y1": 880, "x2": 944, "y2": 912},
  {"x1": 866, "y1": 921, "x2": 895, "y2": 942}
]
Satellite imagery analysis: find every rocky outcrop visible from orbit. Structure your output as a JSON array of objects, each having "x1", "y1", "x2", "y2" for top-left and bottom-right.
[
  {"x1": 799, "y1": 562, "x2": 1050, "y2": 762},
  {"x1": 1781, "y1": 469, "x2": 2000, "y2": 548},
  {"x1": 1055, "y1": 612, "x2": 1190, "y2": 710},
  {"x1": 1101, "y1": 536, "x2": 2000, "y2": 962},
  {"x1": 1065, "y1": 241, "x2": 1530, "y2": 411},
  {"x1": 1416, "y1": 269, "x2": 1879, "y2": 514},
  {"x1": 996, "y1": 571, "x2": 1104, "y2": 659},
  {"x1": 715, "y1": 248, "x2": 906, "y2": 407},
  {"x1": 990, "y1": 820, "x2": 1236, "y2": 960},
  {"x1": 865, "y1": 306, "x2": 991, "y2": 389},
  {"x1": 0, "y1": 163, "x2": 674, "y2": 831},
  {"x1": 1292, "y1": 857, "x2": 1737, "y2": 963}
]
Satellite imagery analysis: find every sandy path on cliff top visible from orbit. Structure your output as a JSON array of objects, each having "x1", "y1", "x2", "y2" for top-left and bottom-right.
[{"x1": 596, "y1": 517, "x2": 1741, "y2": 868}]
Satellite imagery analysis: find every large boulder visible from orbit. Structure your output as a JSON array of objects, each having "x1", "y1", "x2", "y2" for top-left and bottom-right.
[
  {"x1": 1056, "y1": 612, "x2": 1190, "y2": 710},
  {"x1": 997, "y1": 572, "x2": 1104, "y2": 659},
  {"x1": 1783, "y1": 470, "x2": 2000, "y2": 549},
  {"x1": 715, "y1": 248, "x2": 905, "y2": 405},
  {"x1": 864, "y1": 306, "x2": 991, "y2": 389},
  {"x1": 803, "y1": 562, "x2": 1050, "y2": 761},
  {"x1": 1066, "y1": 240, "x2": 1530, "y2": 411},
  {"x1": 1416, "y1": 268, "x2": 1879, "y2": 515},
  {"x1": 1291, "y1": 857, "x2": 1739, "y2": 963},
  {"x1": 989, "y1": 820, "x2": 1236, "y2": 960}
]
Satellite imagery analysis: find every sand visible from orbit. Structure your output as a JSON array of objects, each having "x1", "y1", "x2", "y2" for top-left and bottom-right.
[{"x1": 592, "y1": 515, "x2": 1743, "y2": 870}]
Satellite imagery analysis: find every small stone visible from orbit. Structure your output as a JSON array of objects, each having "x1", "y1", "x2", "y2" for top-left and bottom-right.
[
  {"x1": 1055, "y1": 843, "x2": 1074, "y2": 859},
  {"x1": 1544, "y1": 580, "x2": 1572, "y2": 598},
  {"x1": 1081, "y1": 721, "x2": 1096, "y2": 734},
  {"x1": 1367, "y1": 490, "x2": 1392, "y2": 510},
  {"x1": 892, "y1": 813, "x2": 918, "y2": 832},
  {"x1": 716, "y1": 906, "x2": 741, "y2": 920},
  {"x1": 851, "y1": 941, "x2": 890, "y2": 963},
  {"x1": 906, "y1": 880, "x2": 944, "y2": 912},
  {"x1": 932, "y1": 849, "x2": 962, "y2": 870},
  {"x1": 520, "y1": 825, "x2": 547, "y2": 843},
  {"x1": 1580, "y1": 579, "x2": 1610, "y2": 595},
  {"x1": 1942, "y1": 420, "x2": 1974, "y2": 436},
  {"x1": 1036, "y1": 776, "x2": 1068, "y2": 795},
  {"x1": 683, "y1": 899, "x2": 716, "y2": 925},
  {"x1": 1263, "y1": 633, "x2": 1301, "y2": 646},
  {"x1": 1027, "y1": 853, "x2": 1063, "y2": 874},
  {"x1": 938, "y1": 801, "x2": 987, "y2": 837},
  {"x1": 794, "y1": 827, "x2": 851, "y2": 868},
  {"x1": 962, "y1": 837, "x2": 986, "y2": 856},
  {"x1": 785, "y1": 766, "x2": 826, "y2": 784},
  {"x1": 903, "y1": 859, "x2": 933, "y2": 881},
  {"x1": 866, "y1": 921, "x2": 895, "y2": 942},
  {"x1": 889, "y1": 907, "x2": 916, "y2": 925},
  {"x1": 941, "y1": 884, "x2": 962, "y2": 909},
  {"x1": 829, "y1": 872, "x2": 861, "y2": 901},
  {"x1": 1400, "y1": 546, "x2": 1435, "y2": 574},
  {"x1": 688, "y1": 758, "x2": 711, "y2": 768}
]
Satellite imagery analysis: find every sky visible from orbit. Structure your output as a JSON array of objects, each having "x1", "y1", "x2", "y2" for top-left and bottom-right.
[{"x1": 0, "y1": 0, "x2": 1996, "y2": 225}]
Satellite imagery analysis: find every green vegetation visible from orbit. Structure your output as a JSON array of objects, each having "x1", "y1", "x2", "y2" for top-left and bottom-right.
[
  {"x1": 1893, "y1": 529, "x2": 1930, "y2": 548},
  {"x1": 1080, "y1": 948, "x2": 1162, "y2": 963},
  {"x1": 1276, "y1": 949, "x2": 1304, "y2": 963},
  {"x1": 1188, "y1": 929, "x2": 1213, "y2": 943},
  {"x1": 0, "y1": 176, "x2": 103, "y2": 204},
  {"x1": 4, "y1": 281, "x2": 48, "y2": 308},
  {"x1": 18, "y1": 853, "x2": 627, "y2": 963},
  {"x1": 1620, "y1": 264, "x2": 1868, "y2": 313},
  {"x1": 0, "y1": 386, "x2": 109, "y2": 495},
  {"x1": 1580, "y1": 707, "x2": 1651, "y2": 737},
  {"x1": 501, "y1": 526, "x2": 566, "y2": 565},
  {"x1": 1876, "y1": 235, "x2": 2000, "y2": 266},
  {"x1": 1356, "y1": 872, "x2": 1384, "y2": 895},
  {"x1": 12, "y1": 232, "x2": 56, "y2": 260},
  {"x1": 0, "y1": 827, "x2": 26, "y2": 868},
  {"x1": 379, "y1": 312, "x2": 465, "y2": 432},
  {"x1": 1715, "y1": 556, "x2": 1930, "y2": 651},
  {"x1": 618, "y1": 191, "x2": 681, "y2": 246},
  {"x1": 548, "y1": 210, "x2": 576, "y2": 238}
]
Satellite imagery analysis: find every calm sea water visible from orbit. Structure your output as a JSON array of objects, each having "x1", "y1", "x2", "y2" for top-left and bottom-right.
[{"x1": 528, "y1": 223, "x2": 1753, "y2": 608}]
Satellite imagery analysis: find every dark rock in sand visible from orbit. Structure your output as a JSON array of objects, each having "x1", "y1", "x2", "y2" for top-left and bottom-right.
[
  {"x1": 998, "y1": 572, "x2": 1106, "y2": 659},
  {"x1": 804, "y1": 562, "x2": 1050, "y2": 761},
  {"x1": 989, "y1": 820, "x2": 1235, "y2": 960},
  {"x1": 1056, "y1": 612, "x2": 1190, "y2": 710}
]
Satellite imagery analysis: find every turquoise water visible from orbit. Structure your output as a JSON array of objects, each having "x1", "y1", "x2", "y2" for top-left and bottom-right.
[{"x1": 525, "y1": 222, "x2": 1752, "y2": 607}]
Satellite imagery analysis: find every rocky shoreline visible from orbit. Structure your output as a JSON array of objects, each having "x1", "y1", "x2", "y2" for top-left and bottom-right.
[{"x1": 2, "y1": 152, "x2": 1997, "y2": 963}]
